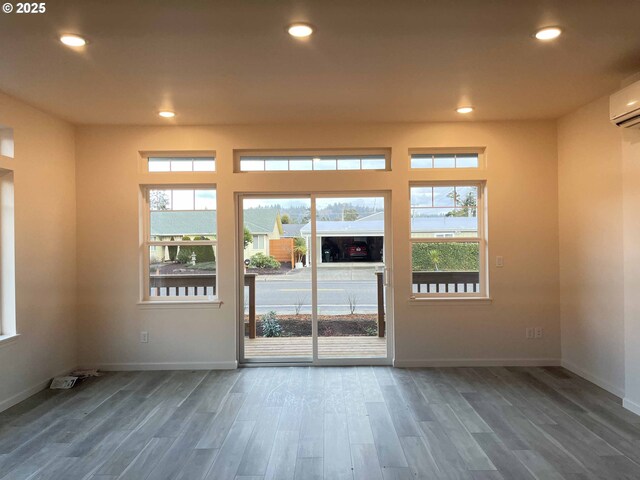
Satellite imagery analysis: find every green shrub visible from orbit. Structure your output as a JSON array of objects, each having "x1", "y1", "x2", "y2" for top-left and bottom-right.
[
  {"x1": 412, "y1": 242, "x2": 479, "y2": 271},
  {"x1": 243, "y1": 227, "x2": 252, "y2": 248},
  {"x1": 168, "y1": 237, "x2": 178, "y2": 261},
  {"x1": 191, "y1": 236, "x2": 216, "y2": 263},
  {"x1": 176, "y1": 247, "x2": 193, "y2": 264},
  {"x1": 176, "y1": 236, "x2": 216, "y2": 264},
  {"x1": 261, "y1": 311, "x2": 282, "y2": 337},
  {"x1": 249, "y1": 252, "x2": 281, "y2": 269}
]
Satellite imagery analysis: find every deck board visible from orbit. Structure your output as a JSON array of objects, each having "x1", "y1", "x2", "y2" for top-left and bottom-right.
[{"x1": 244, "y1": 336, "x2": 387, "y2": 358}]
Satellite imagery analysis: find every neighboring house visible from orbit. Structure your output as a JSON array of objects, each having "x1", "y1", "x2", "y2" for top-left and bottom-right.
[
  {"x1": 356, "y1": 212, "x2": 384, "y2": 222},
  {"x1": 149, "y1": 208, "x2": 283, "y2": 262},
  {"x1": 150, "y1": 210, "x2": 216, "y2": 262},
  {"x1": 299, "y1": 215, "x2": 477, "y2": 264},
  {"x1": 243, "y1": 208, "x2": 283, "y2": 259},
  {"x1": 282, "y1": 223, "x2": 303, "y2": 238}
]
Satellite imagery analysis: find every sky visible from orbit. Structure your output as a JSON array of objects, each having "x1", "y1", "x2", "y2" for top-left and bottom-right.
[{"x1": 242, "y1": 197, "x2": 385, "y2": 210}]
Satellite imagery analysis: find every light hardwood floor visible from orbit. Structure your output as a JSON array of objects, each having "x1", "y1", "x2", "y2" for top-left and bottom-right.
[{"x1": 1, "y1": 366, "x2": 639, "y2": 479}]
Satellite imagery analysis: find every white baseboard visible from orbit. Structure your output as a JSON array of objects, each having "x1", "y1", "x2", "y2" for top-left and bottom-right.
[
  {"x1": 0, "y1": 367, "x2": 74, "y2": 413},
  {"x1": 623, "y1": 397, "x2": 640, "y2": 416},
  {"x1": 393, "y1": 358, "x2": 561, "y2": 368},
  {"x1": 87, "y1": 361, "x2": 238, "y2": 371},
  {"x1": 560, "y1": 359, "x2": 625, "y2": 398}
]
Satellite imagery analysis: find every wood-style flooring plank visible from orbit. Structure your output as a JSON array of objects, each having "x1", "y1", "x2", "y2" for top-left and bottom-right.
[{"x1": 0, "y1": 366, "x2": 639, "y2": 479}]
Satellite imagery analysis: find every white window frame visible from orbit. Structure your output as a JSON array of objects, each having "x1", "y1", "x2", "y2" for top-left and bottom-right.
[
  {"x1": 409, "y1": 147, "x2": 485, "y2": 170},
  {"x1": 0, "y1": 169, "x2": 16, "y2": 342},
  {"x1": 409, "y1": 181, "x2": 487, "y2": 299},
  {"x1": 252, "y1": 235, "x2": 265, "y2": 249},
  {"x1": 234, "y1": 149, "x2": 391, "y2": 173},
  {"x1": 139, "y1": 151, "x2": 216, "y2": 174},
  {"x1": 141, "y1": 185, "x2": 218, "y2": 302}
]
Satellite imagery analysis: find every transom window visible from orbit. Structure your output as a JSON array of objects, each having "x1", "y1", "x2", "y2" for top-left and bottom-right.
[
  {"x1": 143, "y1": 187, "x2": 217, "y2": 301},
  {"x1": 239, "y1": 154, "x2": 387, "y2": 172},
  {"x1": 148, "y1": 156, "x2": 216, "y2": 172},
  {"x1": 410, "y1": 153, "x2": 479, "y2": 169},
  {"x1": 410, "y1": 183, "x2": 486, "y2": 297}
]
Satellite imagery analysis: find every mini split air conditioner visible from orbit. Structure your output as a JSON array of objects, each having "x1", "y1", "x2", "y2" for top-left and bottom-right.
[{"x1": 610, "y1": 80, "x2": 640, "y2": 128}]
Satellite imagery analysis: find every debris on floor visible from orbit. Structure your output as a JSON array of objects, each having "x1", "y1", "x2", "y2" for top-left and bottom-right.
[{"x1": 49, "y1": 376, "x2": 78, "y2": 389}]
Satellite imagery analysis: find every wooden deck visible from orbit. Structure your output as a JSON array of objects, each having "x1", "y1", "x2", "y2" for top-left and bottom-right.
[{"x1": 244, "y1": 335, "x2": 387, "y2": 358}]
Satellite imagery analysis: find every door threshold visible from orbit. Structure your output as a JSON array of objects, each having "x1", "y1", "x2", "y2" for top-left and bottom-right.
[
  {"x1": 240, "y1": 361, "x2": 313, "y2": 367},
  {"x1": 239, "y1": 358, "x2": 392, "y2": 367}
]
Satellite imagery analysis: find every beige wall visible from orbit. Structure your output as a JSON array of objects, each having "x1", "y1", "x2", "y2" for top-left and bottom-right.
[
  {"x1": 557, "y1": 95, "x2": 626, "y2": 395},
  {"x1": 0, "y1": 92, "x2": 77, "y2": 410},
  {"x1": 75, "y1": 121, "x2": 561, "y2": 369}
]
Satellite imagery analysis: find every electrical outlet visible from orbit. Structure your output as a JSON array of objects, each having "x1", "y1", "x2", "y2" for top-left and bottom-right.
[
  {"x1": 525, "y1": 327, "x2": 534, "y2": 339},
  {"x1": 140, "y1": 331, "x2": 149, "y2": 343},
  {"x1": 496, "y1": 256, "x2": 504, "y2": 267},
  {"x1": 534, "y1": 327, "x2": 543, "y2": 339}
]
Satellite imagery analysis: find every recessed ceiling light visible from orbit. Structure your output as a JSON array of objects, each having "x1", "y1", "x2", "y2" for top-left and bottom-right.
[
  {"x1": 456, "y1": 106, "x2": 474, "y2": 114},
  {"x1": 158, "y1": 111, "x2": 175, "y2": 118},
  {"x1": 59, "y1": 34, "x2": 87, "y2": 47},
  {"x1": 535, "y1": 27, "x2": 562, "y2": 41},
  {"x1": 287, "y1": 23, "x2": 314, "y2": 38}
]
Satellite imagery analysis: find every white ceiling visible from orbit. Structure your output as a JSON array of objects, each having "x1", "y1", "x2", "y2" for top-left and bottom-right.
[{"x1": 0, "y1": 0, "x2": 639, "y2": 125}]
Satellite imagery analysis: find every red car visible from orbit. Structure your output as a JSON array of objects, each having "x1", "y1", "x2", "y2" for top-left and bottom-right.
[{"x1": 347, "y1": 241, "x2": 369, "y2": 260}]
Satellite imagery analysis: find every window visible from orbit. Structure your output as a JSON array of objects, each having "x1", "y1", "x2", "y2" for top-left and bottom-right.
[
  {"x1": 252, "y1": 235, "x2": 265, "y2": 249},
  {"x1": 410, "y1": 153, "x2": 479, "y2": 169},
  {"x1": 410, "y1": 183, "x2": 486, "y2": 297},
  {"x1": 238, "y1": 154, "x2": 388, "y2": 172},
  {"x1": 144, "y1": 187, "x2": 217, "y2": 301},
  {"x1": 0, "y1": 170, "x2": 15, "y2": 338},
  {"x1": 147, "y1": 156, "x2": 215, "y2": 172},
  {"x1": 0, "y1": 127, "x2": 14, "y2": 158}
]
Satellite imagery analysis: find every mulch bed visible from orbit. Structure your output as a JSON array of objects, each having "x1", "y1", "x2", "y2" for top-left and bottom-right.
[
  {"x1": 245, "y1": 313, "x2": 378, "y2": 337},
  {"x1": 246, "y1": 262, "x2": 293, "y2": 275}
]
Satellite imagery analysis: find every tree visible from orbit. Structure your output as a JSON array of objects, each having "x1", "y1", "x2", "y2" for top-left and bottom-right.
[
  {"x1": 150, "y1": 190, "x2": 170, "y2": 210},
  {"x1": 243, "y1": 227, "x2": 252, "y2": 248},
  {"x1": 280, "y1": 214, "x2": 291, "y2": 224},
  {"x1": 446, "y1": 190, "x2": 477, "y2": 217},
  {"x1": 343, "y1": 208, "x2": 359, "y2": 221},
  {"x1": 293, "y1": 237, "x2": 307, "y2": 263},
  {"x1": 428, "y1": 249, "x2": 441, "y2": 271}
]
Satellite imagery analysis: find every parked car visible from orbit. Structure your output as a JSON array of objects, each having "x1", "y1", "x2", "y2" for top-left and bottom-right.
[{"x1": 346, "y1": 241, "x2": 369, "y2": 260}]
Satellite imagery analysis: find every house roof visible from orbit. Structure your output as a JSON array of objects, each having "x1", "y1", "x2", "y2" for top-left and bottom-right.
[
  {"x1": 282, "y1": 224, "x2": 303, "y2": 238},
  {"x1": 244, "y1": 208, "x2": 280, "y2": 234},
  {"x1": 300, "y1": 216, "x2": 477, "y2": 236},
  {"x1": 357, "y1": 212, "x2": 384, "y2": 222},
  {"x1": 150, "y1": 210, "x2": 475, "y2": 237},
  {"x1": 150, "y1": 211, "x2": 216, "y2": 236}
]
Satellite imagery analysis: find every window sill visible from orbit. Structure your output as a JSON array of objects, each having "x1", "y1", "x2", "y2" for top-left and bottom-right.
[
  {"x1": 408, "y1": 297, "x2": 492, "y2": 306},
  {"x1": 137, "y1": 300, "x2": 222, "y2": 310},
  {"x1": 0, "y1": 333, "x2": 20, "y2": 349}
]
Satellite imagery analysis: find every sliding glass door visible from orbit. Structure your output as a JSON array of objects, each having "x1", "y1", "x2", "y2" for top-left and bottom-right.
[
  {"x1": 314, "y1": 195, "x2": 387, "y2": 360},
  {"x1": 239, "y1": 192, "x2": 391, "y2": 364},
  {"x1": 241, "y1": 196, "x2": 313, "y2": 362}
]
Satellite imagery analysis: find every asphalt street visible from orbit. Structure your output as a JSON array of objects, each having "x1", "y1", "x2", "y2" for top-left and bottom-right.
[{"x1": 251, "y1": 279, "x2": 379, "y2": 314}]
